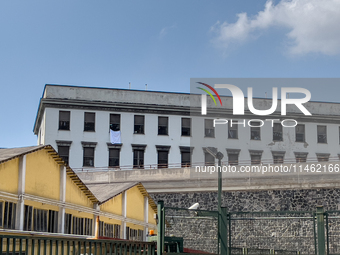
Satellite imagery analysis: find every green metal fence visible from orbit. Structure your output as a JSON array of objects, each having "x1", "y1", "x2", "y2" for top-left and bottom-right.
[
  {"x1": 227, "y1": 210, "x2": 316, "y2": 255},
  {"x1": 163, "y1": 207, "x2": 218, "y2": 254},
  {"x1": 325, "y1": 211, "x2": 340, "y2": 255},
  {"x1": 0, "y1": 234, "x2": 156, "y2": 255}
]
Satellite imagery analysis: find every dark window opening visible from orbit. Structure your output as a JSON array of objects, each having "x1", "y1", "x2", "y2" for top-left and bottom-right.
[
  {"x1": 109, "y1": 148, "x2": 120, "y2": 167},
  {"x1": 3, "y1": 202, "x2": 16, "y2": 229},
  {"x1": 181, "y1": 118, "x2": 191, "y2": 136},
  {"x1": 296, "y1": 124, "x2": 305, "y2": 142},
  {"x1": 134, "y1": 115, "x2": 145, "y2": 134},
  {"x1": 273, "y1": 123, "x2": 283, "y2": 141},
  {"x1": 250, "y1": 122, "x2": 261, "y2": 140},
  {"x1": 58, "y1": 146, "x2": 70, "y2": 165},
  {"x1": 205, "y1": 152, "x2": 215, "y2": 166},
  {"x1": 59, "y1": 111, "x2": 70, "y2": 130},
  {"x1": 23, "y1": 205, "x2": 33, "y2": 231},
  {"x1": 110, "y1": 114, "x2": 120, "y2": 131},
  {"x1": 33, "y1": 208, "x2": 48, "y2": 232},
  {"x1": 181, "y1": 151, "x2": 191, "y2": 167},
  {"x1": 205, "y1": 119, "x2": 214, "y2": 137},
  {"x1": 251, "y1": 155, "x2": 261, "y2": 165},
  {"x1": 228, "y1": 123, "x2": 238, "y2": 139},
  {"x1": 158, "y1": 151, "x2": 168, "y2": 168},
  {"x1": 83, "y1": 147, "x2": 95, "y2": 167},
  {"x1": 133, "y1": 150, "x2": 144, "y2": 169},
  {"x1": 158, "y1": 116, "x2": 168, "y2": 135},
  {"x1": 317, "y1": 125, "x2": 327, "y2": 143},
  {"x1": 84, "y1": 112, "x2": 95, "y2": 131},
  {"x1": 228, "y1": 154, "x2": 238, "y2": 165}
]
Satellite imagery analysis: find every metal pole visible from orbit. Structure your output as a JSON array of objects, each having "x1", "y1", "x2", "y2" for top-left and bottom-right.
[
  {"x1": 316, "y1": 206, "x2": 326, "y2": 255},
  {"x1": 157, "y1": 201, "x2": 164, "y2": 255}
]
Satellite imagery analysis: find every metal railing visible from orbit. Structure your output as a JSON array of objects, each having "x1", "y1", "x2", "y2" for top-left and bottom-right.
[{"x1": 0, "y1": 234, "x2": 156, "y2": 255}]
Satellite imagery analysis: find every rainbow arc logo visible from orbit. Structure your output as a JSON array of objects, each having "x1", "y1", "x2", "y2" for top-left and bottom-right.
[{"x1": 197, "y1": 82, "x2": 222, "y2": 106}]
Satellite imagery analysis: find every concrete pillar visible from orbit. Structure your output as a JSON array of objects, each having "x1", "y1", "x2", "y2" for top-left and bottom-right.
[
  {"x1": 58, "y1": 165, "x2": 66, "y2": 233},
  {"x1": 122, "y1": 191, "x2": 127, "y2": 239},
  {"x1": 144, "y1": 196, "x2": 149, "y2": 241},
  {"x1": 16, "y1": 155, "x2": 26, "y2": 230}
]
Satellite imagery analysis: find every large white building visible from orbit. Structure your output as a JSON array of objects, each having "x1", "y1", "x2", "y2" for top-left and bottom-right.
[{"x1": 33, "y1": 84, "x2": 340, "y2": 170}]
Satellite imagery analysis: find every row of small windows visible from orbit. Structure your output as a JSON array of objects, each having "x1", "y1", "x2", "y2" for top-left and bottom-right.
[
  {"x1": 59, "y1": 111, "x2": 191, "y2": 136},
  {"x1": 58, "y1": 145, "x2": 191, "y2": 168},
  {"x1": 59, "y1": 111, "x2": 332, "y2": 143},
  {"x1": 58, "y1": 143, "x2": 332, "y2": 169}
]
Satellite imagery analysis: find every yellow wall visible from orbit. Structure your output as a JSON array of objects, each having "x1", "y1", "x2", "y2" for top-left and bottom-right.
[
  {"x1": 65, "y1": 176, "x2": 94, "y2": 209},
  {"x1": 65, "y1": 208, "x2": 93, "y2": 220},
  {"x1": 0, "y1": 158, "x2": 19, "y2": 194},
  {"x1": 99, "y1": 215, "x2": 121, "y2": 226},
  {"x1": 126, "y1": 186, "x2": 144, "y2": 222},
  {"x1": 99, "y1": 194, "x2": 122, "y2": 215},
  {"x1": 25, "y1": 150, "x2": 60, "y2": 201},
  {"x1": 25, "y1": 200, "x2": 59, "y2": 212}
]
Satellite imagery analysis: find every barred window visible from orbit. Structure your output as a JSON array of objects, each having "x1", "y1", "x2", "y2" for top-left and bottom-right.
[
  {"x1": 134, "y1": 115, "x2": 145, "y2": 134},
  {"x1": 110, "y1": 114, "x2": 120, "y2": 131},
  {"x1": 3, "y1": 202, "x2": 16, "y2": 229},
  {"x1": 296, "y1": 124, "x2": 305, "y2": 142},
  {"x1": 33, "y1": 208, "x2": 48, "y2": 232},
  {"x1": 181, "y1": 118, "x2": 191, "y2": 136},
  {"x1": 273, "y1": 123, "x2": 283, "y2": 141},
  {"x1": 23, "y1": 205, "x2": 33, "y2": 231},
  {"x1": 205, "y1": 119, "x2": 214, "y2": 137},
  {"x1": 317, "y1": 125, "x2": 327, "y2": 143},
  {"x1": 65, "y1": 213, "x2": 72, "y2": 234},
  {"x1": 48, "y1": 210, "x2": 58, "y2": 233},
  {"x1": 84, "y1": 112, "x2": 95, "y2": 131},
  {"x1": 59, "y1": 111, "x2": 70, "y2": 130},
  {"x1": 158, "y1": 117, "x2": 168, "y2": 135}
]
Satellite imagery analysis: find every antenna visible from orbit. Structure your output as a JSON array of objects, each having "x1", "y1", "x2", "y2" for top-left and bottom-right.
[
  {"x1": 265, "y1": 92, "x2": 267, "y2": 98},
  {"x1": 129, "y1": 82, "x2": 131, "y2": 89},
  {"x1": 145, "y1": 84, "x2": 148, "y2": 91}
]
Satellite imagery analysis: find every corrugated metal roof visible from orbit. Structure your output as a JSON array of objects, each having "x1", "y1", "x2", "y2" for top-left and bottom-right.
[
  {"x1": 0, "y1": 145, "x2": 99, "y2": 204},
  {"x1": 87, "y1": 182, "x2": 158, "y2": 213},
  {"x1": 0, "y1": 145, "x2": 46, "y2": 163}
]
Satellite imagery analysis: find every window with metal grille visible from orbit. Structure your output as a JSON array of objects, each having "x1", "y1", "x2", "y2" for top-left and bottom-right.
[
  {"x1": 134, "y1": 115, "x2": 145, "y2": 134},
  {"x1": 114, "y1": 224, "x2": 121, "y2": 238},
  {"x1": 181, "y1": 151, "x2": 191, "y2": 167},
  {"x1": 110, "y1": 114, "x2": 120, "y2": 131},
  {"x1": 126, "y1": 226, "x2": 130, "y2": 240},
  {"x1": 48, "y1": 210, "x2": 58, "y2": 233},
  {"x1": 84, "y1": 218, "x2": 93, "y2": 236},
  {"x1": 33, "y1": 208, "x2": 48, "y2": 232},
  {"x1": 273, "y1": 123, "x2": 283, "y2": 141},
  {"x1": 317, "y1": 153, "x2": 330, "y2": 162},
  {"x1": 273, "y1": 155, "x2": 284, "y2": 164},
  {"x1": 23, "y1": 205, "x2": 33, "y2": 231},
  {"x1": 158, "y1": 116, "x2": 168, "y2": 135},
  {"x1": 181, "y1": 118, "x2": 191, "y2": 136},
  {"x1": 84, "y1": 112, "x2": 95, "y2": 131},
  {"x1": 138, "y1": 229, "x2": 144, "y2": 241},
  {"x1": 58, "y1": 146, "x2": 70, "y2": 165},
  {"x1": 251, "y1": 155, "x2": 261, "y2": 165},
  {"x1": 99, "y1": 221, "x2": 104, "y2": 237},
  {"x1": 205, "y1": 119, "x2": 214, "y2": 137},
  {"x1": 317, "y1": 125, "x2": 327, "y2": 143},
  {"x1": 250, "y1": 122, "x2": 261, "y2": 140},
  {"x1": 3, "y1": 202, "x2": 16, "y2": 229},
  {"x1": 109, "y1": 148, "x2": 120, "y2": 167},
  {"x1": 228, "y1": 122, "x2": 238, "y2": 139},
  {"x1": 158, "y1": 151, "x2": 168, "y2": 168},
  {"x1": 0, "y1": 202, "x2": 3, "y2": 227},
  {"x1": 64, "y1": 213, "x2": 72, "y2": 234},
  {"x1": 59, "y1": 111, "x2": 70, "y2": 130},
  {"x1": 83, "y1": 147, "x2": 94, "y2": 167},
  {"x1": 133, "y1": 150, "x2": 144, "y2": 169},
  {"x1": 295, "y1": 124, "x2": 305, "y2": 142},
  {"x1": 205, "y1": 152, "x2": 215, "y2": 166},
  {"x1": 228, "y1": 154, "x2": 238, "y2": 165}
]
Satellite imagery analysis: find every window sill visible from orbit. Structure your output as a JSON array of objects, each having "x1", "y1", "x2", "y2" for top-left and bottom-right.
[
  {"x1": 58, "y1": 129, "x2": 70, "y2": 131},
  {"x1": 158, "y1": 134, "x2": 169, "y2": 136},
  {"x1": 84, "y1": 130, "x2": 95, "y2": 132}
]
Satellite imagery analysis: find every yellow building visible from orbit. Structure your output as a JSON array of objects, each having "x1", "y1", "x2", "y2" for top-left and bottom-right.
[{"x1": 0, "y1": 145, "x2": 157, "y2": 240}]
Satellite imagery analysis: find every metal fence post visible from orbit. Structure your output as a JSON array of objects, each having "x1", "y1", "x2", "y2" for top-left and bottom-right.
[
  {"x1": 157, "y1": 201, "x2": 164, "y2": 255},
  {"x1": 316, "y1": 206, "x2": 326, "y2": 255}
]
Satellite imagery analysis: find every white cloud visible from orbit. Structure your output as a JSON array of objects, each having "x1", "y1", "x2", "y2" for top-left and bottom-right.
[
  {"x1": 211, "y1": 0, "x2": 340, "y2": 55},
  {"x1": 159, "y1": 25, "x2": 176, "y2": 38}
]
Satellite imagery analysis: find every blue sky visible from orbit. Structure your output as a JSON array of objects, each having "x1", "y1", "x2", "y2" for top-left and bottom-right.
[{"x1": 1, "y1": 0, "x2": 340, "y2": 148}]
